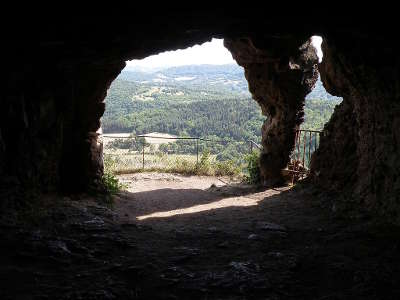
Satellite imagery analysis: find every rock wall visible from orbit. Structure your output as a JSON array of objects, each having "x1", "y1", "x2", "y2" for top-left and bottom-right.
[
  {"x1": 0, "y1": 13, "x2": 399, "y2": 221},
  {"x1": 60, "y1": 62, "x2": 125, "y2": 192},
  {"x1": 0, "y1": 60, "x2": 124, "y2": 194},
  {"x1": 224, "y1": 37, "x2": 318, "y2": 184},
  {"x1": 310, "y1": 34, "x2": 400, "y2": 222}
]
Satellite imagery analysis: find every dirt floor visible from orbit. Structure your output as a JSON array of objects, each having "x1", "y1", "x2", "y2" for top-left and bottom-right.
[{"x1": 1, "y1": 173, "x2": 400, "y2": 299}]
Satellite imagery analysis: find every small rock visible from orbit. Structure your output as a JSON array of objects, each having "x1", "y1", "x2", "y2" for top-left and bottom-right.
[
  {"x1": 258, "y1": 222, "x2": 287, "y2": 232},
  {"x1": 120, "y1": 223, "x2": 137, "y2": 229},
  {"x1": 248, "y1": 233, "x2": 259, "y2": 240},
  {"x1": 229, "y1": 261, "x2": 260, "y2": 274},
  {"x1": 268, "y1": 251, "x2": 284, "y2": 258},
  {"x1": 217, "y1": 241, "x2": 230, "y2": 248},
  {"x1": 208, "y1": 226, "x2": 218, "y2": 232},
  {"x1": 84, "y1": 216, "x2": 105, "y2": 226},
  {"x1": 48, "y1": 240, "x2": 71, "y2": 255},
  {"x1": 174, "y1": 229, "x2": 186, "y2": 237},
  {"x1": 173, "y1": 246, "x2": 200, "y2": 254}
]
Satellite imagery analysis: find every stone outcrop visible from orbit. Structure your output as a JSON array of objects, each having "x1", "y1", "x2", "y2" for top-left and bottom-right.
[
  {"x1": 224, "y1": 37, "x2": 318, "y2": 184},
  {"x1": 0, "y1": 61, "x2": 124, "y2": 193},
  {"x1": 310, "y1": 33, "x2": 400, "y2": 222}
]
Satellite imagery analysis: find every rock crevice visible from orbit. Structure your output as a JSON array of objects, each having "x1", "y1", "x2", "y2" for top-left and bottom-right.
[{"x1": 224, "y1": 37, "x2": 318, "y2": 184}]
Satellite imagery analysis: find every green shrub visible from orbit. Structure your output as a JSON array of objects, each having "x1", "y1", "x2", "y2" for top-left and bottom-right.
[
  {"x1": 215, "y1": 160, "x2": 241, "y2": 176},
  {"x1": 102, "y1": 149, "x2": 243, "y2": 178},
  {"x1": 244, "y1": 151, "x2": 260, "y2": 184},
  {"x1": 196, "y1": 149, "x2": 212, "y2": 175},
  {"x1": 171, "y1": 157, "x2": 197, "y2": 174},
  {"x1": 102, "y1": 154, "x2": 126, "y2": 194}
]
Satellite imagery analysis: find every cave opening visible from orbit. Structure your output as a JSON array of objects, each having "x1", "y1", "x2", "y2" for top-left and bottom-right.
[
  {"x1": 287, "y1": 35, "x2": 343, "y2": 176},
  {"x1": 2, "y1": 14, "x2": 400, "y2": 298},
  {"x1": 101, "y1": 35, "x2": 342, "y2": 198},
  {"x1": 97, "y1": 34, "x2": 349, "y2": 224},
  {"x1": 100, "y1": 38, "x2": 269, "y2": 220}
]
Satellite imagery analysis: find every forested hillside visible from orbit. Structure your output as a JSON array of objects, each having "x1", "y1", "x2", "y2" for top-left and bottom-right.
[{"x1": 102, "y1": 65, "x2": 342, "y2": 144}]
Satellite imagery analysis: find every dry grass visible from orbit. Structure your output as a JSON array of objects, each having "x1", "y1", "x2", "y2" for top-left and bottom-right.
[{"x1": 104, "y1": 151, "x2": 241, "y2": 177}]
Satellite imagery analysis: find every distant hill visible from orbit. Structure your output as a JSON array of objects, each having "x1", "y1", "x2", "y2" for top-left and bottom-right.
[
  {"x1": 119, "y1": 64, "x2": 342, "y2": 101},
  {"x1": 102, "y1": 63, "x2": 342, "y2": 162},
  {"x1": 307, "y1": 79, "x2": 342, "y2": 101},
  {"x1": 119, "y1": 64, "x2": 248, "y2": 95},
  {"x1": 103, "y1": 64, "x2": 341, "y2": 136}
]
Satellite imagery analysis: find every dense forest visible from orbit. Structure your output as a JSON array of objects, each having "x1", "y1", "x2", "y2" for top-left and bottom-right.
[{"x1": 101, "y1": 64, "x2": 341, "y2": 160}]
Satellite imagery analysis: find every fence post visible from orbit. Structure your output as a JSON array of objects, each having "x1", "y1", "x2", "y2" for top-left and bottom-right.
[
  {"x1": 142, "y1": 139, "x2": 145, "y2": 170},
  {"x1": 196, "y1": 138, "x2": 199, "y2": 164},
  {"x1": 250, "y1": 141, "x2": 253, "y2": 153},
  {"x1": 308, "y1": 131, "x2": 312, "y2": 168},
  {"x1": 302, "y1": 131, "x2": 306, "y2": 168}
]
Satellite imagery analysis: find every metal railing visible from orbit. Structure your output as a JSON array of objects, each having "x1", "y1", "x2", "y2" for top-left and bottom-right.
[
  {"x1": 286, "y1": 129, "x2": 323, "y2": 182},
  {"x1": 103, "y1": 130, "x2": 321, "y2": 181},
  {"x1": 102, "y1": 134, "x2": 261, "y2": 173}
]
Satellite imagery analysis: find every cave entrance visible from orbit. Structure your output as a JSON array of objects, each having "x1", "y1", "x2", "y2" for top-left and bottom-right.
[
  {"x1": 100, "y1": 35, "x2": 341, "y2": 195},
  {"x1": 101, "y1": 38, "x2": 264, "y2": 186},
  {"x1": 100, "y1": 38, "x2": 272, "y2": 222},
  {"x1": 285, "y1": 36, "x2": 343, "y2": 182}
]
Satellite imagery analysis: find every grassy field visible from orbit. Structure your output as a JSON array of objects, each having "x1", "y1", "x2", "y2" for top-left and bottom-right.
[
  {"x1": 103, "y1": 149, "x2": 243, "y2": 177},
  {"x1": 104, "y1": 151, "x2": 196, "y2": 174}
]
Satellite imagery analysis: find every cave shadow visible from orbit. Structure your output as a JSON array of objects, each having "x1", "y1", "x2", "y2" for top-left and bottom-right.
[
  {"x1": 115, "y1": 183, "x2": 271, "y2": 220},
  {"x1": 128, "y1": 186, "x2": 400, "y2": 300},
  {"x1": 3, "y1": 186, "x2": 400, "y2": 300}
]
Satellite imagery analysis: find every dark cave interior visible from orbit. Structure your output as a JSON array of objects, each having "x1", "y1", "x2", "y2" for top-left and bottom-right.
[{"x1": 1, "y1": 10, "x2": 400, "y2": 299}]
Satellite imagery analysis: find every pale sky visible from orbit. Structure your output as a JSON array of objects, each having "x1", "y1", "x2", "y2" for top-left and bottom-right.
[
  {"x1": 311, "y1": 36, "x2": 323, "y2": 62},
  {"x1": 126, "y1": 37, "x2": 323, "y2": 70},
  {"x1": 126, "y1": 38, "x2": 235, "y2": 70}
]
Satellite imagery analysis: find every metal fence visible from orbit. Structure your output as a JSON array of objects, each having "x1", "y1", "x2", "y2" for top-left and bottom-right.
[
  {"x1": 286, "y1": 129, "x2": 323, "y2": 182},
  {"x1": 103, "y1": 129, "x2": 322, "y2": 181},
  {"x1": 102, "y1": 134, "x2": 261, "y2": 174}
]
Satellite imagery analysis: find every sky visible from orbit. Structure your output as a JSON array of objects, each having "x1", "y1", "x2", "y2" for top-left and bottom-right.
[
  {"x1": 126, "y1": 38, "x2": 235, "y2": 71},
  {"x1": 126, "y1": 37, "x2": 323, "y2": 70},
  {"x1": 311, "y1": 36, "x2": 323, "y2": 62}
]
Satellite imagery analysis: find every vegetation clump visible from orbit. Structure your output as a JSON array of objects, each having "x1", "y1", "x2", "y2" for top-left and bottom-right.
[
  {"x1": 102, "y1": 154, "x2": 126, "y2": 194},
  {"x1": 244, "y1": 151, "x2": 261, "y2": 184}
]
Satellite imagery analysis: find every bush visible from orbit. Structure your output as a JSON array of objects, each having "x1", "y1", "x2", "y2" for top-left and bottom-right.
[
  {"x1": 102, "y1": 149, "x2": 243, "y2": 178},
  {"x1": 170, "y1": 157, "x2": 197, "y2": 174},
  {"x1": 244, "y1": 151, "x2": 260, "y2": 184},
  {"x1": 196, "y1": 149, "x2": 212, "y2": 175},
  {"x1": 215, "y1": 160, "x2": 241, "y2": 176},
  {"x1": 102, "y1": 154, "x2": 126, "y2": 194}
]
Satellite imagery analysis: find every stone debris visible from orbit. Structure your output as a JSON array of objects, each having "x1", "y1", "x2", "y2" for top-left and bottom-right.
[
  {"x1": 207, "y1": 226, "x2": 218, "y2": 232},
  {"x1": 229, "y1": 261, "x2": 261, "y2": 274},
  {"x1": 257, "y1": 221, "x2": 287, "y2": 232},
  {"x1": 171, "y1": 246, "x2": 201, "y2": 263},
  {"x1": 47, "y1": 240, "x2": 72, "y2": 255},
  {"x1": 1, "y1": 185, "x2": 398, "y2": 299},
  {"x1": 248, "y1": 233, "x2": 259, "y2": 240},
  {"x1": 216, "y1": 241, "x2": 230, "y2": 248}
]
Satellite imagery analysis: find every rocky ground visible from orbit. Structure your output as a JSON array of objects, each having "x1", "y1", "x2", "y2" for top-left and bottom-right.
[{"x1": 1, "y1": 173, "x2": 400, "y2": 299}]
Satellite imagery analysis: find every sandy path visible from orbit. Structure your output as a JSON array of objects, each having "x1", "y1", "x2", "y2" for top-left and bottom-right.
[{"x1": 117, "y1": 172, "x2": 229, "y2": 193}]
